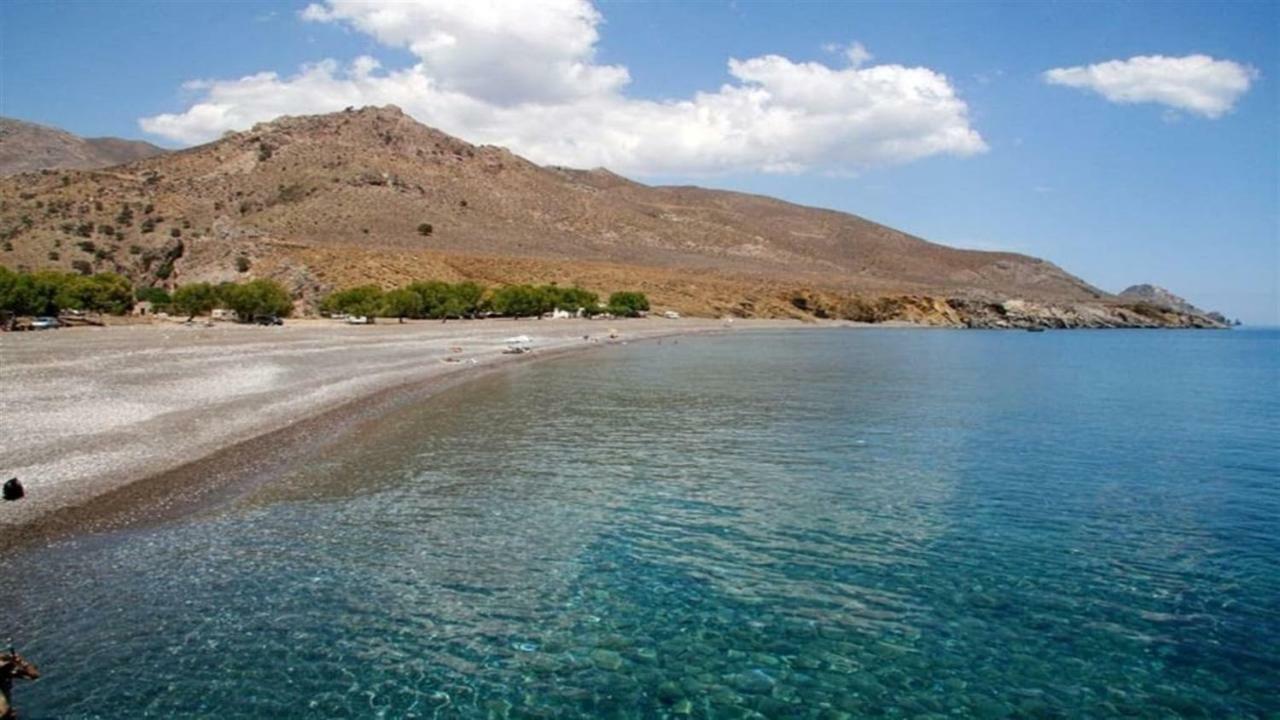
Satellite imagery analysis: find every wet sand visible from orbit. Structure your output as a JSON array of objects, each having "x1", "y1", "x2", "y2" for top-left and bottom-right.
[{"x1": 0, "y1": 317, "x2": 821, "y2": 546}]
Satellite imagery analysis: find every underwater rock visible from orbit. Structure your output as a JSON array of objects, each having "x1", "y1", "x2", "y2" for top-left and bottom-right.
[
  {"x1": 731, "y1": 668, "x2": 777, "y2": 694},
  {"x1": 590, "y1": 649, "x2": 623, "y2": 671}
]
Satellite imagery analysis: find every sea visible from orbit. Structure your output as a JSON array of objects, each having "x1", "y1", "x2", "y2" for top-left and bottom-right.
[{"x1": 5, "y1": 328, "x2": 1278, "y2": 718}]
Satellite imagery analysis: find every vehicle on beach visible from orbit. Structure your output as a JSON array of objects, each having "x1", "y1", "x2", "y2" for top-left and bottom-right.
[
  {"x1": 31, "y1": 316, "x2": 61, "y2": 330},
  {"x1": 346, "y1": 315, "x2": 372, "y2": 324},
  {"x1": 504, "y1": 334, "x2": 533, "y2": 353},
  {"x1": 253, "y1": 314, "x2": 283, "y2": 326}
]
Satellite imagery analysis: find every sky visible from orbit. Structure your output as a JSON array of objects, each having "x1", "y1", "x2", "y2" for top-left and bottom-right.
[{"x1": 2, "y1": 0, "x2": 1276, "y2": 324}]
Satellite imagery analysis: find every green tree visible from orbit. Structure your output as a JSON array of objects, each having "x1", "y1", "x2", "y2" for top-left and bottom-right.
[
  {"x1": 222, "y1": 279, "x2": 293, "y2": 320},
  {"x1": 0, "y1": 267, "x2": 53, "y2": 316},
  {"x1": 54, "y1": 273, "x2": 133, "y2": 314},
  {"x1": 406, "y1": 281, "x2": 454, "y2": 319},
  {"x1": 171, "y1": 282, "x2": 219, "y2": 320},
  {"x1": 489, "y1": 284, "x2": 552, "y2": 318},
  {"x1": 450, "y1": 281, "x2": 485, "y2": 318},
  {"x1": 320, "y1": 284, "x2": 383, "y2": 318},
  {"x1": 380, "y1": 288, "x2": 423, "y2": 323},
  {"x1": 547, "y1": 286, "x2": 599, "y2": 315},
  {"x1": 607, "y1": 291, "x2": 650, "y2": 317},
  {"x1": 135, "y1": 287, "x2": 172, "y2": 306}
]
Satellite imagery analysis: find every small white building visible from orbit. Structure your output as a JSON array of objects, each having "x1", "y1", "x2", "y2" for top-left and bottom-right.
[{"x1": 132, "y1": 301, "x2": 154, "y2": 317}]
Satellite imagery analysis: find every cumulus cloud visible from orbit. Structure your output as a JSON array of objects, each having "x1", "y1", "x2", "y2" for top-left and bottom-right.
[
  {"x1": 139, "y1": 0, "x2": 986, "y2": 175},
  {"x1": 1042, "y1": 54, "x2": 1257, "y2": 118}
]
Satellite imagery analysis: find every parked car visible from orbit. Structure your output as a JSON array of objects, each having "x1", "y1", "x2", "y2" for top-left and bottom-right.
[
  {"x1": 253, "y1": 314, "x2": 283, "y2": 326},
  {"x1": 31, "y1": 316, "x2": 61, "y2": 330},
  {"x1": 346, "y1": 315, "x2": 371, "y2": 325}
]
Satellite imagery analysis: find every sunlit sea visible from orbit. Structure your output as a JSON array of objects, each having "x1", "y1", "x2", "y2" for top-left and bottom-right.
[{"x1": 7, "y1": 328, "x2": 1279, "y2": 718}]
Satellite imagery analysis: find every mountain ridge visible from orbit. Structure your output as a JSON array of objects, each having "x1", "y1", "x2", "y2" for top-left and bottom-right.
[
  {"x1": 0, "y1": 117, "x2": 167, "y2": 176},
  {"x1": 0, "y1": 106, "x2": 1223, "y2": 327}
]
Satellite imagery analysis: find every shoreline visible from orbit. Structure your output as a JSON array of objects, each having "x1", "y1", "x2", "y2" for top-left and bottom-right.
[{"x1": 0, "y1": 317, "x2": 836, "y2": 551}]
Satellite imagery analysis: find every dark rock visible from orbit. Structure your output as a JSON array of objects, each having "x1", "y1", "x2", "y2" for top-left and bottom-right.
[{"x1": 3, "y1": 477, "x2": 23, "y2": 501}]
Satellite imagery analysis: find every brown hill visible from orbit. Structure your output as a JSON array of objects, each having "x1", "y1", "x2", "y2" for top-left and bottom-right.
[
  {"x1": 0, "y1": 117, "x2": 167, "y2": 176},
  {"x1": 0, "y1": 106, "x2": 1220, "y2": 327}
]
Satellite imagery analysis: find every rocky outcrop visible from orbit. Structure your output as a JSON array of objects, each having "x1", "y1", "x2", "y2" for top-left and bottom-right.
[{"x1": 1119, "y1": 284, "x2": 1204, "y2": 315}]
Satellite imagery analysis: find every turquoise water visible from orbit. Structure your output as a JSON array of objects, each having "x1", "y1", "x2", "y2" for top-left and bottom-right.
[{"x1": 6, "y1": 329, "x2": 1279, "y2": 718}]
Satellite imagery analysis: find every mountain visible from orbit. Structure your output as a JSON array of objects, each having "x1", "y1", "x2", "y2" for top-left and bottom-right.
[
  {"x1": 0, "y1": 106, "x2": 1222, "y2": 327},
  {"x1": 0, "y1": 117, "x2": 167, "y2": 176},
  {"x1": 1118, "y1": 284, "x2": 1206, "y2": 315}
]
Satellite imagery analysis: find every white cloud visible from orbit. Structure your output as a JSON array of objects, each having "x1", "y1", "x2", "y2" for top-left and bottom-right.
[
  {"x1": 1042, "y1": 54, "x2": 1257, "y2": 118},
  {"x1": 139, "y1": 0, "x2": 986, "y2": 176}
]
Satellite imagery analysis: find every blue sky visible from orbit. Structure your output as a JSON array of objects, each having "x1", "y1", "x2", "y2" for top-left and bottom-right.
[{"x1": 2, "y1": 0, "x2": 1276, "y2": 323}]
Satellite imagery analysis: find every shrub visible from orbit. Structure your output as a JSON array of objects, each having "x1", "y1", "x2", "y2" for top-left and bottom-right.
[
  {"x1": 97, "y1": 224, "x2": 115, "y2": 236},
  {"x1": 170, "y1": 228, "x2": 181, "y2": 238},
  {"x1": 607, "y1": 291, "x2": 650, "y2": 317},
  {"x1": 48, "y1": 251, "x2": 60, "y2": 261},
  {"x1": 140, "y1": 218, "x2": 156, "y2": 234},
  {"x1": 76, "y1": 240, "x2": 96, "y2": 253},
  {"x1": 235, "y1": 256, "x2": 251, "y2": 273},
  {"x1": 417, "y1": 223, "x2": 433, "y2": 237},
  {"x1": 71, "y1": 260, "x2": 92, "y2": 275}
]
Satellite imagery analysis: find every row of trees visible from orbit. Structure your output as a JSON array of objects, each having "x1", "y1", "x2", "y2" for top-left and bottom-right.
[
  {"x1": 2, "y1": 265, "x2": 650, "y2": 324},
  {"x1": 0, "y1": 267, "x2": 134, "y2": 316},
  {"x1": 168, "y1": 279, "x2": 294, "y2": 320},
  {"x1": 320, "y1": 281, "x2": 651, "y2": 322}
]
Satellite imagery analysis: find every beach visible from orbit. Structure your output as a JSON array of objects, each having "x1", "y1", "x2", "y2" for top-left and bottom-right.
[{"x1": 0, "y1": 316, "x2": 817, "y2": 541}]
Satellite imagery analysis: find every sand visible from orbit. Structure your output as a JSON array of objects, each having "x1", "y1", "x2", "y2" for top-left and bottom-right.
[{"x1": 0, "y1": 316, "x2": 820, "y2": 539}]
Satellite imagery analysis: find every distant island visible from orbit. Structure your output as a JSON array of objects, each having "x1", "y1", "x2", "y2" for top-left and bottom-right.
[{"x1": 0, "y1": 107, "x2": 1228, "y2": 329}]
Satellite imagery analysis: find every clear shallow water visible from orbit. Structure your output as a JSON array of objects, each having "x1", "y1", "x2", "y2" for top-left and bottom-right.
[{"x1": 6, "y1": 328, "x2": 1279, "y2": 719}]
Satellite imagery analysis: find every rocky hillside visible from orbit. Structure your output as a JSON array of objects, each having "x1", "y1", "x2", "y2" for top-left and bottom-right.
[
  {"x1": 0, "y1": 106, "x2": 1223, "y2": 327},
  {"x1": 0, "y1": 117, "x2": 167, "y2": 176},
  {"x1": 1119, "y1": 284, "x2": 1206, "y2": 315}
]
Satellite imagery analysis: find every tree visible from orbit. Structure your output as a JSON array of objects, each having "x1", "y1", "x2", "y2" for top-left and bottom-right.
[
  {"x1": 406, "y1": 281, "x2": 454, "y2": 319},
  {"x1": 490, "y1": 284, "x2": 554, "y2": 318},
  {"x1": 55, "y1": 272, "x2": 133, "y2": 314},
  {"x1": 222, "y1": 279, "x2": 293, "y2": 320},
  {"x1": 0, "y1": 269, "x2": 134, "y2": 316},
  {"x1": 320, "y1": 284, "x2": 383, "y2": 318},
  {"x1": 450, "y1": 281, "x2": 485, "y2": 318},
  {"x1": 608, "y1": 291, "x2": 650, "y2": 317},
  {"x1": 548, "y1": 286, "x2": 599, "y2": 315},
  {"x1": 417, "y1": 223, "x2": 433, "y2": 237},
  {"x1": 172, "y1": 282, "x2": 218, "y2": 320},
  {"x1": 380, "y1": 288, "x2": 423, "y2": 323},
  {"x1": 136, "y1": 286, "x2": 172, "y2": 306}
]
